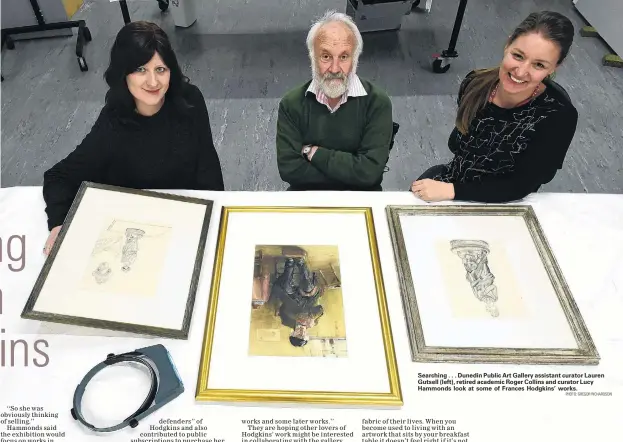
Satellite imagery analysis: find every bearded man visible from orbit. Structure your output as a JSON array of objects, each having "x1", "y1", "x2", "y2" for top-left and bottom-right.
[{"x1": 276, "y1": 10, "x2": 394, "y2": 191}]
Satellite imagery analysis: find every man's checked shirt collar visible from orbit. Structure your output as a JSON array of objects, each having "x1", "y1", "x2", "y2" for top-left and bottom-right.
[{"x1": 306, "y1": 74, "x2": 367, "y2": 113}]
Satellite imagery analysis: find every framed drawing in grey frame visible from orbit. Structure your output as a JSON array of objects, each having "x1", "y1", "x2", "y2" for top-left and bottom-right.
[
  {"x1": 22, "y1": 182, "x2": 214, "y2": 339},
  {"x1": 386, "y1": 205, "x2": 599, "y2": 365}
]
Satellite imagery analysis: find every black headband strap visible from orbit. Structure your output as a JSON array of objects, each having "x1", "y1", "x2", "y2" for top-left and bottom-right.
[{"x1": 70, "y1": 345, "x2": 183, "y2": 433}]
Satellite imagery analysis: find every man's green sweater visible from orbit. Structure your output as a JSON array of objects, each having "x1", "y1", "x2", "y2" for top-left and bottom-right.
[{"x1": 276, "y1": 78, "x2": 393, "y2": 190}]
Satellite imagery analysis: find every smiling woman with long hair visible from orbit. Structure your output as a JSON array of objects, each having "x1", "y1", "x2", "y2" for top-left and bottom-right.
[
  {"x1": 42, "y1": 21, "x2": 224, "y2": 254},
  {"x1": 410, "y1": 11, "x2": 578, "y2": 203},
  {"x1": 102, "y1": 21, "x2": 196, "y2": 121}
]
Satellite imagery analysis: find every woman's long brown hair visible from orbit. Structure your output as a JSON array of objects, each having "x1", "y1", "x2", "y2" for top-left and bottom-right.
[{"x1": 455, "y1": 11, "x2": 574, "y2": 135}]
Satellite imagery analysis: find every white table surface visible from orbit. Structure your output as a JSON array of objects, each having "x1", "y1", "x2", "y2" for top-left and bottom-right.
[{"x1": 1, "y1": 187, "x2": 622, "y2": 441}]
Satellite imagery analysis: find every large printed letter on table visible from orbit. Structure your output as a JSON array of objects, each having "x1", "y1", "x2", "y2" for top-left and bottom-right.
[
  {"x1": 386, "y1": 205, "x2": 599, "y2": 365},
  {"x1": 196, "y1": 206, "x2": 402, "y2": 406},
  {"x1": 21, "y1": 182, "x2": 214, "y2": 339}
]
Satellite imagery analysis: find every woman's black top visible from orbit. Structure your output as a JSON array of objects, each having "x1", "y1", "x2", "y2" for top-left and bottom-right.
[
  {"x1": 42, "y1": 83, "x2": 224, "y2": 230},
  {"x1": 434, "y1": 71, "x2": 579, "y2": 202}
]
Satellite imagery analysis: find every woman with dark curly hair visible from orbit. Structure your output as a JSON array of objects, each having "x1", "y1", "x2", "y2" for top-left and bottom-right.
[{"x1": 42, "y1": 21, "x2": 223, "y2": 254}]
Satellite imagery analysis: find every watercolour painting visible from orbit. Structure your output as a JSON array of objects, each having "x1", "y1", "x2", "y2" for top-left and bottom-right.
[{"x1": 249, "y1": 244, "x2": 347, "y2": 358}]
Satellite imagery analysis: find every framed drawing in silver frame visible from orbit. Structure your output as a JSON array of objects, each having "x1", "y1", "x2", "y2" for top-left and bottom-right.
[
  {"x1": 21, "y1": 182, "x2": 214, "y2": 339},
  {"x1": 386, "y1": 204, "x2": 599, "y2": 365}
]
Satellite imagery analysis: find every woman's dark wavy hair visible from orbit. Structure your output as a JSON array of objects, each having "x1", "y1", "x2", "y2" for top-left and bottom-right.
[{"x1": 103, "y1": 21, "x2": 192, "y2": 123}]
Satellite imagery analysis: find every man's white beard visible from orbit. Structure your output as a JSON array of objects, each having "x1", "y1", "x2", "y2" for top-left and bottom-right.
[{"x1": 312, "y1": 62, "x2": 351, "y2": 99}]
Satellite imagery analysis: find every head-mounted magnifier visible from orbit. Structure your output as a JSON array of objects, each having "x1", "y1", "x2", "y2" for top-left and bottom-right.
[{"x1": 70, "y1": 344, "x2": 184, "y2": 432}]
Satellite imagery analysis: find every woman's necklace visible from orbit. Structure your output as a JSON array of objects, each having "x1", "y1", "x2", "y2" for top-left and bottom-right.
[{"x1": 489, "y1": 81, "x2": 540, "y2": 107}]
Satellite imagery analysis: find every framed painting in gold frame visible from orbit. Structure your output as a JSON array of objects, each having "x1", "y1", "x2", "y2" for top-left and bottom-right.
[
  {"x1": 386, "y1": 204, "x2": 599, "y2": 365},
  {"x1": 196, "y1": 206, "x2": 402, "y2": 406}
]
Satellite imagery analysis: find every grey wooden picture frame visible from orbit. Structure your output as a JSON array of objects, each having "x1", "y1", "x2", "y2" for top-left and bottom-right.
[
  {"x1": 21, "y1": 181, "x2": 214, "y2": 339},
  {"x1": 386, "y1": 204, "x2": 599, "y2": 365}
]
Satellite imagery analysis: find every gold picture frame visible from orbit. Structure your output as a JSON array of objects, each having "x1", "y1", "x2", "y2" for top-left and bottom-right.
[
  {"x1": 196, "y1": 206, "x2": 403, "y2": 406},
  {"x1": 386, "y1": 204, "x2": 599, "y2": 365}
]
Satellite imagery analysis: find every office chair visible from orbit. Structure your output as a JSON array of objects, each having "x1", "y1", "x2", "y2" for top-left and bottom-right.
[{"x1": 384, "y1": 122, "x2": 400, "y2": 173}]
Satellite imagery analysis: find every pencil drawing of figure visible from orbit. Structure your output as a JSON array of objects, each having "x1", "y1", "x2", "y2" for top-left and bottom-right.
[
  {"x1": 81, "y1": 220, "x2": 172, "y2": 297},
  {"x1": 450, "y1": 240, "x2": 499, "y2": 317},
  {"x1": 92, "y1": 262, "x2": 112, "y2": 284},
  {"x1": 121, "y1": 228, "x2": 145, "y2": 272},
  {"x1": 91, "y1": 233, "x2": 123, "y2": 257}
]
